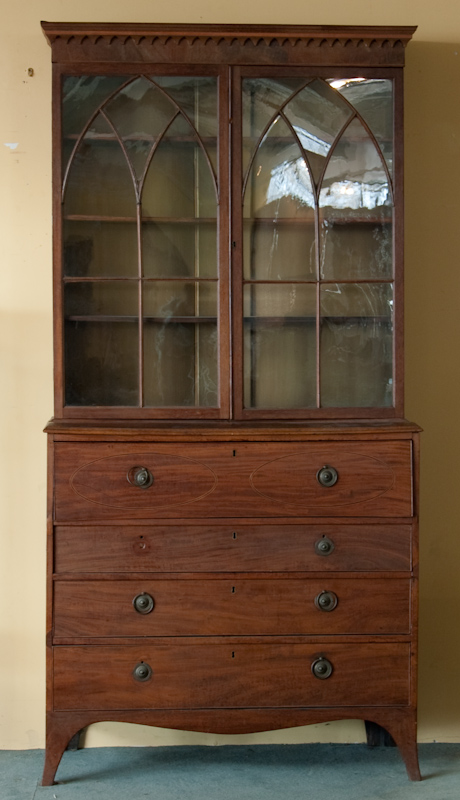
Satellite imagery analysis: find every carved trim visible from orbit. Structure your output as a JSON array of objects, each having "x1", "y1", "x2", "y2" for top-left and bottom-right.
[{"x1": 41, "y1": 23, "x2": 416, "y2": 66}]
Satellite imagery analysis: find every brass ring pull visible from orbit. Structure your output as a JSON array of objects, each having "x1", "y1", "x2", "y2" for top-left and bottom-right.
[
  {"x1": 314, "y1": 536, "x2": 335, "y2": 556},
  {"x1": 133, "y1": 662, "x2": 152, "y2": 682},
  {"x1": 127, "y1": 466, "x2": 154, "y2": 489},
  {"x1": 316, "y1": 465, "x2": 338, "y2": 487},
  {"x1": 311, "y1": 656, "x2": 333, "y2": 680},
  {"x1": 133, "y1": 592, "x2": 155, "y2": 615},
  {"x1": 314, "y1": 590, "x2": 338, "y2": 612}
]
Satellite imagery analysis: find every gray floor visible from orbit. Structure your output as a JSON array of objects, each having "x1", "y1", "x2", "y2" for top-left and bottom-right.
[{"x1": 2, "y1": 744, "x2": 460, "y2": 800}]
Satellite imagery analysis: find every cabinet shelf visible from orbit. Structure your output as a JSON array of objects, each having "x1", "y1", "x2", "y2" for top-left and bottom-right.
[
  {"x1": 66, "y1": 315, "x2": 217, "y2": 323},
  {"x1": 63, "y1": 276, "x2": 218, "y2": 283},
  {"x1": 244, "y1": 316, "x2": 391, "y2": 323},
  {"x1": 64, "y1": 215, "x2": 217, "y2": 224},
  {"x1": 244, "y1": 217, "x2": 392, "y2": 225}
]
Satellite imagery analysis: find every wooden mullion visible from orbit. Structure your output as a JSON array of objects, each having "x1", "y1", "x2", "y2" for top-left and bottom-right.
[
  {"x1": 136, "y1": 206, "x2": 143, "y2": 407},
  {"x1": 215, "y1": 66, "x2": 231, "y2": 419},
  {"x1": 393, "y1": 69, "x2": 405, "y2": 417},
  {"x1": 53, "y1": 64, "x2": 64, "y2": 417},
  {"x1": 231, "y1": 66, "x2": 244, "y2": 420}
]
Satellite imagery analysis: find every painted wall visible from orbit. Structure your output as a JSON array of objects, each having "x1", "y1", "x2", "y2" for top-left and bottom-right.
[{"x1": 1, "y1": 0, "x2": 460, "y2": 749}]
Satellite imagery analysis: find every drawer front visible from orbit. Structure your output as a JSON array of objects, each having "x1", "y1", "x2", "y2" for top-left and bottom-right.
[
  {"x1": 54, "y1": 578, "x2": 411, "y2": 638},
  {"x1": 54, "y1": 441, "x2": 413, "y2": 520},
  {"x1": 54, "y1": 524, "x2": 412, "y2": 574},
  {"x1": 53, "y1": 643, "x2": 411, "y2": 710}
]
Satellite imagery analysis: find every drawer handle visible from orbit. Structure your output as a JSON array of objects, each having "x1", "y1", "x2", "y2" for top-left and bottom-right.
[
  {"x1": 314, "y1": 590, "x2": 338, "y2": 612},
  {"x1": 127, "y1": 466, "x2": 154, "y2": 489},
  {"x1": 315, "y1": 536, "x2": 335, "y2": 556},
  {"x1": 133, "y1": 592, "x2": 155, "y2": 615},
  {"x1": 133, "y1": 662, "x2": 152, "y2": 682},
  {"x1": 311, "y1": 656, "x2": 333, "y2": 680},
  {"x1": 316, "y1": 465, "x2": 338, "y2": 487}
]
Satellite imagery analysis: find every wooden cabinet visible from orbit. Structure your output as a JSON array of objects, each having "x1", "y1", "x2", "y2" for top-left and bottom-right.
[{"x1": 41, "y1": 22, "x2": 420, "y2": 785}]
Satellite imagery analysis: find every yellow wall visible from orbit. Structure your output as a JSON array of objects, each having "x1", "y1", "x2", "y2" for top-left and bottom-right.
[{"x1": 1, "y1": 0, "x2": 460, "y2": 749}]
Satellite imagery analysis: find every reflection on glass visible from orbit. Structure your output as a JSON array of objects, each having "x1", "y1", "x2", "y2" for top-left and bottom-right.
[
  {"x1": 319, "y1": 117, "x2": 393, "y2": 280},
  {"x1": 320, "y1": 283, "x2": 393, "y2": 407},
  {"x1": 283, "y1": 79, "x2": 353, "y2": 185},
  {"x1": 65, "y1": 321, "x2": 139, "y2": 406},
  {"x1": 144, "y1": 281, "x2": 217, "y2": 318},
  {"x1": 331, "y1": 78, "x2": 393, "y2": 176},
  {"x1": 144, "y1": 322, "x2": 218, "y2": 407},
  {"x1": 244, "y1": 117, "x2": 315, "y2": 281},
  {"x1": 242, "y1": 78, "x2": 306, "y2": 175},
  {"x1": 63, "y1": 221, "x2": 138, "y2": 277},
  {"x1": 64, "y1": 114, "x2": 136, "y2": 217}
]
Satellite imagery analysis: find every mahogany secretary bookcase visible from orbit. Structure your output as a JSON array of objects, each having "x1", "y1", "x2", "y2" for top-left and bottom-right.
[{"x1": 41, "y1": 22, "x2": 421, "y2": 784}]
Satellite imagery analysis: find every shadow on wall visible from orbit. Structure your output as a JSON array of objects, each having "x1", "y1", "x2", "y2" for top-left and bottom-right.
[{"x1": 404, "y1": 41, "x2": 460, "y2": 741}]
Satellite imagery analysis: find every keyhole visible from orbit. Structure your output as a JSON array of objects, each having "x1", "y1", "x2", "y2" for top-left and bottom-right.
[
  {"x1": 231, "y1": 586, "x2": 236, "y2": 593},
  {"x1": 231, "y1": 651, "x2": 235, "y2": 658},
  {"x1": 139, "y1": 535, "x2": 146, "y2": 550},
  {"x1": 232, "y1": 532, "x2": 237, "y2": 540}
]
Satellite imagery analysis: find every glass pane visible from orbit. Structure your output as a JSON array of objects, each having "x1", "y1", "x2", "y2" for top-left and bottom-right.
[
  {"x1": 243, "y1": 220, "x2": 315, "y2": 282},
  {"x1": 62, "y1": 76, "x2": 130, "y2": 171},
  {"x1": 244, "y1": 116, "x2": 315, "y2": 280},
  {"x1": 154, "y1": 77, "x2": 218, "y2": 171},
  {"x1": 243, "y1": 283, "x2": 316, "y2": 318},
  {"x1": 244, "y1": 320, "x2": 316, "y2": 409},
  {"x1": 319, "y1": 117, "x2": 393, "y2": 280},
  {"x1": 242, "y1": 78, "x2": 307, "y2": 175},
  {"x1": 64, "y1": 114, "x2": 136, "y2": 217},
  {"x1": 63, "y1": 76, "x2": 130, "y2": 137},
  {"x1": 320, "y1": 283, "x2": 393, "y2": 408},
  {"x1": 64, "y1": 281, "x2": 138, "y2": 318},
  {"x1": 104, "y1": 77, "x2": 177, "y2": 180},
  {"x1": 142, "y1": 221, "x2": 216, "y2": 279},
  {"x1": 142, "y1": 116, "x2": 217, "y2": 219},
  {"x1": 144, "y1": 281, "x2": 217, "y2": 317},
  {"x1": 65, "y1": 321, "x2": 138, "y2": 406},
  {"x1": 63, "y1": 221, "x2": 138, "y2": 277},
  {"x1": 244, "y1": 283, "x2": 316, "y2": 409},
  {"x1": 144, "y1": 322, "x2": 218, "y2": 407},
  {"x1": 331, "y1": 78, "x2": 393, "y2": 176},
  {"x1": 284, "y1": 79, "x2": 353, "y2": 185}
]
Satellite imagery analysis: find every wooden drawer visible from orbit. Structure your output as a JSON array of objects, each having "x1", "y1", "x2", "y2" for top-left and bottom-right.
[
  {"x1": 54, "y1": 577, "x2": 411, "y2": 638},
  {"x1": 53, "y1": 642, "x2": 411, "y2": 710},
  {"x1": 54, "y1": 524, "x2": 412, "y2": 573},
  {"x1": 54, "y1": 441, "x2": 413, "y2": 520}
]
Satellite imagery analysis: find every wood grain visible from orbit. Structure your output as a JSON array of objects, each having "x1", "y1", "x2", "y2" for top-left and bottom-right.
[
  {"x1": 53, "y1": 577, "x2": 411, "y2": 637},
  {"x1": 54, "y1": 440, "x2": 413, "y2": 520},
  {"x1": 54, "y1": 523, "x2": 412, "y2": 574},
  {"x1": 53, "y1": 642, "x2": 411, "y2": 711}
]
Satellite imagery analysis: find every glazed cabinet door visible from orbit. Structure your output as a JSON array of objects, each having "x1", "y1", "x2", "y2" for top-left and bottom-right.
[
  {"x1": 58, "y1": 67, "x2": 230, "y2": 418},
  {"x1": 232, "y1": 68, "x2": 402, "y2": 419}
]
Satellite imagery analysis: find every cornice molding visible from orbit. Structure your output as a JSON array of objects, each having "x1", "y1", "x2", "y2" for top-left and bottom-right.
[{"x1": 41, "y1": 23, "x2": 417, "y2": 66}]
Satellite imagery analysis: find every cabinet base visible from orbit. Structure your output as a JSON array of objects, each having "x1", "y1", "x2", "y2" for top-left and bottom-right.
[{"x1": 42, "y1": 708, "x2": 421, "y2": 785}]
